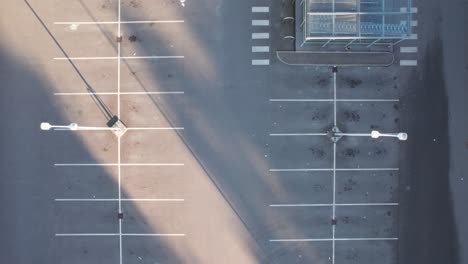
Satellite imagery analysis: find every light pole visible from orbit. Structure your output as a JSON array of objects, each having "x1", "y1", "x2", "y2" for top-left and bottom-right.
[
  {"x1": 335, "y1": 130, "x2": 408, "y2": 141},
  {"x1": 40, "y1": 122, "x2": 120, "y2": 131}
]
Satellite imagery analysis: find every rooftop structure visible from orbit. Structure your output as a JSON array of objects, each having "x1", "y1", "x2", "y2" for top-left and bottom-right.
[{"x1": 297, "y1": 0, "x2": 413, "y2": 48}]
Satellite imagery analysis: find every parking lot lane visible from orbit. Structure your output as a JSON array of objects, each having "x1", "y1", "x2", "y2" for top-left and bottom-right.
[
  {"x1": 335, "y1": 171, "x2": 399, "y2": 204},
  {"x1": 271, "y1": 101, "x2": 333, "y2": 134},
  {"x1": 337, "y1": 101, "x2": 400, "y2": 133},
  {"x1": 335, "y1": 205, "x2": 398, "y2": 238},
  {"x1": 55, "y1": 202, "x2": 119, "y2": 234},
  {"x1": 336, "y1": 137, "x2": 399, "y2": 169},
  {"x1": 269, "y1": 136, "x2": 333, "y2": 169},
  {"x1": 335, "y1": 240, "x2": 397, "y2": 264},
  {"x1": 55, "y1": 236, "x2": 119, "y2": 264}
]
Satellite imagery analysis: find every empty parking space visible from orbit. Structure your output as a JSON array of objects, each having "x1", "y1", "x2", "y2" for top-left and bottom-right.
[
  {"x1": 120, "y1": 0, "x2": 185, "y2": 21},
  {"x1": 122, "y1": 202, "x2": 185, "y2": 234},
  {"x1": 338, "y1": 101, "x2": 400, "y2": 133},
  {"x1": 335, "y1": 171, "x2": 399, "y2": 204},
  {"x1": 55, "y1": 236, "x2": 119, "y2": 264},
  {"x1": 269, "y1": 136, "x2": 333, "y2": 169},
  {"x1": 53, "y1": 0, "x2": 118, "y2": 22},
  {"x1": 335, "y1": 240, "x2": 397, "y2": 264},
  {"x1": 336, "y1": 137, "x2": 399, "y2": 168},
  {"x1": 55, "y1": 202, "x2": 119, "y2": 233},
  {"x1": 270, "y1": 101, "x2": 333, "y2": 134},
  {"x1": 336, "y1": 68, "x2": 399, "y2": 99}
]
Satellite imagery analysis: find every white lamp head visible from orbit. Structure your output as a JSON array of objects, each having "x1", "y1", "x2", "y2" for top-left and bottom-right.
[
  {"x1": 397, "y1": 133, "x2": 408, "y2": 141},
  {"x1": 370, "y1": 130, "x2": 380, "y2": 139},
  {"x1": 69, "y1": 123, "x2": 78, "y2": 130},
  {"x1": 40, "y1": 122, "x2": 51, "y2": 130}
]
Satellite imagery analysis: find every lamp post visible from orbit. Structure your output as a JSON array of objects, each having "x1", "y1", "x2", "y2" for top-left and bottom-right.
[
  {"x1": 40, "y1": 122, "x2": 120, "y2": 131},
  {"x1": 335, "y1": 130, "x2": 408, "y2": 141}
]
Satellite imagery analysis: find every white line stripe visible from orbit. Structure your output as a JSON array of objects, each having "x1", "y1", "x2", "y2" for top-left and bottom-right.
[
  {"x1": 54, "y1": 91, "x2": 184, "y2": 96},
  {"x1": 252, "y1": 20, "x2": 269, "y2": 26},
  {"x1": 269, "y1": 168, "x2": 399, "y2": 172},
  {"x1": 54, "y1": 56, "x2": 184, "y2": 60},
  {"x1": 252, "y1": 6, "x2": 269, "y2": 13},
  {"x1": 409, "y1": 33, "x2": 418, "y2": 40},
  {"x1": 269, "y1": 203, "x2": 398, "y2": 207},
  {"x1": 269, "y1": 99, "x2": 400, "y2": 102},
  {"x1": 56, "y1": 233, "x2": 185, "y2": 237},
  {"x1": 269, "y1": 133, "x2": 327, "y2": 136},
  {"x1": 270, "y1": 237, "x2": 398, "y2": 242},
  {"x1": 54, "y1": 20, "x2": 184, "y2": 25},
  {"x1": 55, "y1": 163, "x2": 184, "y2": 167},
  {"x1": 411, "y1": 20, "x2": 418, "y2": 26},
  {"x1": 252, "y1": 33, "x2": 269, "y2": 39},
  {"x1": 252, "y1": 59, "x2": 270, "y2": 65},
  {"x1": 252, "y1": 46, "x2": 270, "y2": 52},
  {"x1": 400, "y1": 47, "x2": 418, "y2": 53},
  {"x1": 126, "y1": 127, "x2": 184, "y2": 130},
  {"x1": 400, "y1": 60, "x2": 418, "y2": 66},
  {"x1": 55, "y1": 198, "x2": 184, "y2": 202}
]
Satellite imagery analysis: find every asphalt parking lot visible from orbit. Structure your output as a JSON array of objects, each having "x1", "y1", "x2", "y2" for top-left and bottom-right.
[{"x1": 2, "y1": 0, "x2": 465, "y2": 263}]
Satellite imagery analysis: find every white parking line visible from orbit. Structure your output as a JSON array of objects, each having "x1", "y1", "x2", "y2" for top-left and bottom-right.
[
  {"x1": 126, "y1": 127, "x2": 184, "y2": 130},
  {"x1": 269, "y1": 203, "x2": 398, "y2": 207},
  {"x1": 252, "y1": 33, "x2": 269, "y2": 39},
  {"x1": 400, "y1": 60, "x2": 418, "y2": 66},
  {"x1": 412, "y1": 20, "x2": 418, "y2": 27},
  {"x1": 269, "y1": 133, "x2": 327, "y2": 136},
  {"x1": 252, "y1": 46, "x2": 270, "y2": 53},
  {"x1": 55, "y1": 198, "x2": 184, "y2": 202},
  {"x1": 54, "y1": 91, "x2": 184, "y2": 96},
  {"x1": 252, "y1": 6, "x2": 269, "y2": 13},
  {"x1": 252, "y1": 20, "x2": 269, "y2": 26},
  {"x1": 409, "y1": 33, "x2": 418, "y2": 40},
  {"x1": 269, "y1": 237, "x2": 398, "y2": 242},
  {"x1": 54, "y1": 20, "x2": 184, "y2": 25},
  {"x1": 270, "y1": 168, "x2": 399, "y2": 172},
  {"x1": 252, "y1": 59, "x2": 270, "y2": 65},
  {"x1": 54, "y1": 56, "x2": 184, "y2": 60},
  {"x1": 55, "y1": 163, "x2": 185, "y2": 167},
  {"x1": 56, "y1": 233, "x2": 186, "y2": 237},
  {"x1": 269, "y1": 99, "x2": 399, "y2": 102},
  {"x1": 400, "y1": 47, "x2": 418, "y2": 53}
]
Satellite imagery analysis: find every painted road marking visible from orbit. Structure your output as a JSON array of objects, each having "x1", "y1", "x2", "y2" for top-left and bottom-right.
[
  {"x1": 252, "y1": 46, "x2": 270, "y2": 53},
  {"x1": 56, "y1": 233, "x2": 186, "y2": 237},
  {"x1": 55, "y1": 198, "x2": 185, "y2": 202},
  {"x1": 54, "y1": 56, "x2": 184, "y2": 60},
  {"x1": 409, "y1": 33, "x2": 418, "y2": 40},
  {"x1": 252, "y1": 6, "x2": 269, "y2": 13},
  {"x1": 55, "y1": 163, "x2": 185, "y2": 167},
  {"x1": 269, "y1": 99, "x2": 399, "y2": 102},
  {"x1": 400, "y1": 47, "x2": 418, "y2": 53},
  {"x1": 252, "y1": 59, "x2": 270, "y2": 65},
  {"x1": 269, "y1": 237, "x2": 398, "y2": 242},
  {"x1": 270, "y1": 168, "x2": 399, "y2": 172},
  {"x1": 412, "y1": 20, "x2": 418, "y2": 26},
  {"x1": 252, "y1": 33, "x2": 269, "y2": 39},
  {"x1": 54, "y1": 20, "x2": 184, "y2": 25},
  {"x1": 269, "y1": 203, "x2": 398, "y2": 207},
  {"x1": 252, "y1": 20, "x2": 269, "y2": 26},
  {"x1": 54, "y1": 91, "x2": 184, "y2": 96},
  {"x1": 400, "y1": 60, "x2": 418, "y2": 66}
]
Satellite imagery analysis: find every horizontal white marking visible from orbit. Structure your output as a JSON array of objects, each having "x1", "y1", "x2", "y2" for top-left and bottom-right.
[
  {"x1": 269, "y1": 133, "x2": 327, "y2": 136},
  {"x1": 400, "y1": 7, "x2": 417, "y2": 13},
  {"x1": 56, "y1": 233, "x2": 185, "y2": 237},
  {"x1": 400, "y1": 60, "x2": 418, "y2": 66},
  {"x1": 54, "y1": 56, "x2": 184, "y2": 60},
  {"x1": 55, "y1": 198, "x2": 184, "y2": 202},
  {"x1": 412, "y1": 20, "x2": 418, "y2": 26},
  {"x1": 409, "y1": 33, "x2": 418, "y2": 40},
  {"x1": 270, "y1": 237, "x2": 398, "y2": 242},
  {"x1": 270, "y1": 168, "x2": 399, "y2": 172},
  {"x1": 252, "y1": 46, "x2": 270, "y2": 52},
  {"x1": 252, "y1": 20, "x2": 269, "y2": 26},
  {"x1": 270, "y1": 99, "x2": 399, "y2": 102},
  {"x1": 400, "y1": 47, "x2": 418, "y2": 53},
  {"x1": 126, "y1": 127, "x2": 184, "y2": 130},
  {"x1": 54, "y1": 91, "x2": 184, "y2": 96},
  {"x1": 252, "y1": 33, "x2": 269, "y2": 39},
  {"x1": 269, "y1": 203, "x2": 398, "y2": 207},
  {"x1": 252, "y1": 6, "x2": 269, "y2": 13},
  {"x1": 55, "y1": 20, "x2": 184, "y2": 25},
  {"x1": 252, "y1": 59, "x2": 270, "y2": 65},
  {"x1": 55, "y1": 163, "x2": 184, "y2": 167}
]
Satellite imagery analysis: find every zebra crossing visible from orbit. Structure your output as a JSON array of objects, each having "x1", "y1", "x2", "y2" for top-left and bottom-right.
[
  {"x1": 251, "y1": 5, "x2": 270, "y2": 66},
  {"x1": 399, "y1": 7, "x2": 419, "y2": 66}
]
